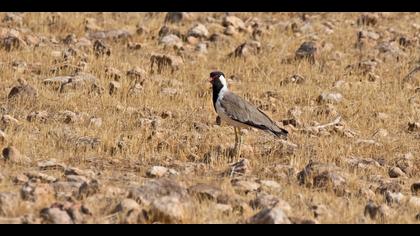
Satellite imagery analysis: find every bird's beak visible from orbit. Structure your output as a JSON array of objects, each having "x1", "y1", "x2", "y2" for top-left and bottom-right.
[{"x1": 208, "y1": 77, "x2": 213, "y2": 84}]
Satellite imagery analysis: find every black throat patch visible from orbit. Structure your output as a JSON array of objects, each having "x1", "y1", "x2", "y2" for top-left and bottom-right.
[{"x1": 212, "y1": 78, "x2": 225, "y2": 111}]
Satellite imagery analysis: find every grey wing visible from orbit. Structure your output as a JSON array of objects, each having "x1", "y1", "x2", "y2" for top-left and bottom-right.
[{"x1": 220, "y1": 92, "x2": 288, "y2": 138}]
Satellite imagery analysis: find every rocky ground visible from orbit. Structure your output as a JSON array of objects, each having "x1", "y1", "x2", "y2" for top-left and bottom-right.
[{"x1": 0, "y1": 12, "x2": 419, "y2": 224}]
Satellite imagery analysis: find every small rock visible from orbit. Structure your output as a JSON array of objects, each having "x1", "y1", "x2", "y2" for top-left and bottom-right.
[
  {"x1": 40, "y1": 207, "x2": 73, "y2": 224},
  {"x1": 248, "y1": 207, "x2": 291, "y2": 224},
  {"x1": 231, "y1": 179, "x2": 260, "y2": 194},
  {"x1": 408, "y1": 197, "x2": 420, "y2": 209},
  {"x1": 89, "y1": 117, "x2": 102, "y2": 128},
  {"x1": 258, "y1": 180, "x2": 281, "y2": 192},
  {"x1": 229, "y1": 40, "x2": 261, "y2": 58},
  {"x1": 364, "y1": 202, "x2": 391, "y2": 220},
  {"x1": 147, "y1": 166, "x2": 169, "y2": 178},
  {"x1": 150, "y1": 196, "x2": 185, "y2": 223},
  {"x1": 250, "y1": 193, "x2": 290, "y2": 211},
  {"x1": 1, "y1": 115, "x2": 19, "y2": 128},
  {"x1": 388, "y1": 166, "x2": 405, "y2": 178},
  {"x1": 78, "y1": 179, "x2": 100, "y2": 199},
  {"x1": 20, "y1": 182, "x2": 54, "y2": 202},
  {"x1": 317, "y1": 92, "x2": 343, "y2": 104},
  {"x1": 64, "y1": 167, "x2": 95, "y2": 178},
  {"x1": 310, "y1": 204, "x2": 332, "y2": 219},
  {"x1": 222, "y1": 16, "x2": 246, "y2": 31},
  {"x1": 385, "y1": 191, "x2": 405, "y2": 205},
  {"x1": 105, "y1": 67, "x2": 122, "y2": 80},
  {"x1": 195, "y1": 43, "x2": 208, "y2": 54},
  {"x1": 281, "y1": 74, "x2": 306, "y2": 85},
  {"x1": 8, "y1": 80, "x2": 38, "y2": 101},
  {"x1": 164, "y1": 12, "x2": 191, "y2": 23},
  {"x1": 0, "y1": 130, "x2": 5, "y2": 144},
  {"x1": 0, "y1": 192, "x2": 19, "y2": 215},
  {"x1": 408, "y1": 122, "x2": 420, "y2": 132},
  {"x1": 187, "y1": 23, "x2": 209, "y2": 38},
  {"x1": 24, "y1": 171, "x2": 57, "y2": 183},
  {"x1": 51, "y1": 181, "x2": 83, "y2": 198},
  {"x1": 109, "y1": 81, "x2": 121, "y2": 95},
  {"x1": 127, "y1": 42, "x2": 142, "y2": 50},
  {"x1": 13, "y1": 174, "x2": 29, "y2": 184},
  {"x1": 27, "y1": 110, "x2": 49, "y2": 123},
  {"x1": 2, "y1": 146, "x2": 30, "y2": 164},
  {"x1": 411, "y1": 182, "x2": 420, "y2": 196},
  {"x1": 188, "y1": 184, "x2": 223, "y2": 201},
  {"x1": 93, "y1": 40, "x2": 111, "y2": 57},
  {"x1": 159, "y1": 34, "x2": 183, "y2": 48},
  {"x1": 215, "y1": 203, "x2": 233, "y2": 214},
  {"x1": 228, "y1": 158, "x2": 250, "y2": 177},
  {"x1": 113, "y1": 199, "x2": 141, "y2": 214},
  {"x1": 298, "y1": 161, "x2": 346, "y2": 195},
  {"x1": 126, "y1": 66, "x2": 147, "y2": 82},
  {"x1": 295, "y1": 41, "x2": 318, "y2": 64},
  {"x1": 128, "y1": 178, "x2": 189, "y2": 206}
]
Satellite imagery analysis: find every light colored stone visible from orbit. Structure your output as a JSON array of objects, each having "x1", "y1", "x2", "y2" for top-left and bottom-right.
[
  {"x1": 113, "y1": 199, "x2": 141, "y2": 214},
  {"x1": 388, "y1": 166, "x2": 405, "y2": 178},
  {"x1": 2, "y1": 146, "x2": 31, "y2": 164},
  {"x1": 408, "y1": 197, "x2": 420, "y2": 209},
  {"x1": 187, "y1": 23, "x2": 209, "y2": 38},
  {"x1": 150, "y1": 196, "x2": 185, "y2": 223},
  {"x1": 248, "y1": 207, "x2": 291, "y2": 224},
  {"x1": 231, "y1": 179, "x2": 260, "y2": 193},
  {"x1": 317, "y1": 92, "x2": 343, "y2": 104},
  {"x1": 147, "y1": 166, "x2": 169, "y2": 178},
  {"x1": 40, "y1": 207, "x2": 73, "y2": 224}
]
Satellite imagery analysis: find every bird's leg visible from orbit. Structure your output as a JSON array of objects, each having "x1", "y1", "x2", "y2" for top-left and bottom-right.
[
  {"x1": 231, "y1": 127, "x2": 239, "y2": 161},
  {"x1": 236, "y1": 129, "x2": 243, "y2": 159}
]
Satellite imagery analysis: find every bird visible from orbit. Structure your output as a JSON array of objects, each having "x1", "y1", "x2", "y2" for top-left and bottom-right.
[{"x1": 208, "y1": 71, "x2": 288, "y2": 158}]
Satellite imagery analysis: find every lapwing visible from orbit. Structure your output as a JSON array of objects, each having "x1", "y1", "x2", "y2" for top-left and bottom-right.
[{"x1": 209, "y1": 71, "x2": 288, "y2": 158}]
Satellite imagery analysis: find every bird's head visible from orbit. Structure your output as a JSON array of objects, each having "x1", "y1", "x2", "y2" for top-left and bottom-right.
[{"x1": 209, "y1": 71, "x2": 227, "y2": 88}]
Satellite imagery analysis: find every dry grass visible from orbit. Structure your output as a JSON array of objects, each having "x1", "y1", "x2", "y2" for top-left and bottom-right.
[{"x1": 0, "y1": 12, "x2": 419, "y2": 224}]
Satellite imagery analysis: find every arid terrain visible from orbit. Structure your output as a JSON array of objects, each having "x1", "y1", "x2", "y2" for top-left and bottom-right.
[{"x1": 0, "y1": 12, "x2": 419, "y2": 224}]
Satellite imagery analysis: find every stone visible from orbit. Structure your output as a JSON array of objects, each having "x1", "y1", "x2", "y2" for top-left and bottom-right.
[
  {"x1": 229, "y1": 40, "x2": 261, "y2": 58},
  {"x1": 113, "y1": 199, "x2": 141, "y2": 214},
  {"x1": 388, "y1": 166, "x2": 405, "y2": 178},
  {"x1": 147, "y1": 166, "x2": 169, "y2": 178},
  {"x1": 1, "y1": 115, "x2": 20, "y2": 128},
  {"x1": 2, "y1": 146, "x2": 31, "y2": 164},
  {"x1": 40, "y1": 207, "x2": 73, "y2": 224},
  {"x1": 364, "y1": 202, "x2": 392, "y2": 220},
  {"x1": 20, "y1": 182, "x2": 54, "y2": 202},
  {"x1": 0, "y1": 130, "x2": 5, "y2": 144},
  {"x1": 310, "y1": 204, "x2": 332, "y2": 219},
  {"x1": 258, "y1": 180, "x2": 282, "y2": 192},
  {"x1": 248, "y1": 192, "x2": 278, "y2": 209},
  {"x1": 317, "y1": 92, "x2": 343, "y2": 104},
  {"x1": 248, "y1": 207, "x2": 291, "y2": 224},
  {"x1": 93, "y1": 40, "x2": 111, "y2": 57},
  {"x1": 0, "y1": 192, "x2": 19, "y2": 215},
  {"x1": 64, "y1": 167, "x2": 95, "y2": 178},
  {"x1": 164, "y1": 12, "x2": 191, "y2": 23},
  {"x1": 78, "y1": 179, "x2": 100, "y2": 199},
  {"x1": 222, "y1": 16, "x2": 246, "y2": 31},
  {"x1": 215, "y1": 204, "x2": 233, "y2": 214},
  {"x1": 298, "y1": 161, "x2": 346, "y2": 195},
  {"x1": 187, "y1": 23, "x2": 209, "y2": 38},
  {"x1": 408, "y1": 197, "x2": 420, "y2": 209},
  {"x1": 384, "y1": 191, "x2": 405, "y2": 205},
  {"x1": 228, "y1": 158, "x2": 250, "y2": 177},
  {"x1": 128, "y1": 178, "x2": 189, "y2": 206},
  {"x1": 231, "y1": 179, "x2": 260, "y2": 194},
  {"x1": 24, "y1": 171, "x2": 57, "y2": 183},
  {"x1": 188, "y1": 184, "x2": 223, "y2": 201},
  {"x1": 51, "y1": 181, "x2": 83, "y2": 198},
  {"x1": 126, "y1": 66, "x2": 147, "y2": 82},
  {"x1": 27, "y1": 110, "x2": 49, "y2": 123},
  {"x1": 281, "y1": 74, "x2": 306, "y2": 85},
  {"x1": 295, "y1": 41, "x2": 318, "y2": 64},
  {"x1": 150, "y1": 196, "x2": 185, "y2": 223},
  {"x1": 8, "y1": 81, "x2": 38, "y2": 101},
  {"x1": 89, "y1": 117, "x2": 102, "y2": 128},
  {"x1": 159, "y1": 34, "x2": 182, "y2": 48},
  {"x1": 411, "y1": 182, "x2": 420, "y2": 196},
  {"x1": 13, "y1": 174, "x2": 29, "y2": 184},
  {"x1": 408, "y1": 122, "x2": 420, "y2": 132},
  {"x1": 195, "y1": 43, "x2": 208, "y2": 54},
  {"x1": 105, "y1": 67, "x2": 122, "y2": 80},
  {"x1": 109, "y1": 81, "x2": 121, "y2": 95}
]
